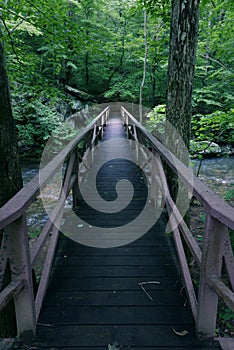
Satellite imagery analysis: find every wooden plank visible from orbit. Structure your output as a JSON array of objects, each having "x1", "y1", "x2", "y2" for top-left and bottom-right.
[
  {"x1": 43, "y1": 290, "x2": 185, "y2": 306},
  {"x1": 51, "y1": 265, "x2": 179, "y2": 278},
  {"x1": 54, "y1": 255, "x2": 174, "y2": 266},
  {"x1": 39, "y1": 305, "x2": 194, "y2": 325},
  {"x1": 55, "y1": 243, "x2": 172, "y2": 256},
  {"x1": 19, "y1": 348, "x2": 220, "y2": 350},
  {"x1": 47, "y1": 276, "x2": 183, "y2": 291},
  {"x1": 0, "y1": 280, "x2": 24, "y2": 312},
  {"x1": 33, "y1": 324, "x2": 220, "y2": 348}
]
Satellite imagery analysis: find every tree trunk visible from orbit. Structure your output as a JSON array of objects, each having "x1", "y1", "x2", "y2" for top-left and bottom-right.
[
  {"x1": 0, "y1": 40, "x2": 23, "y2": 337},
  {"x1": 151, "y1": 62, "x2": 157, "y2": 107},
  {"x1": 165, "y1": 0, "x2": 200, "y2": 200},
  {"x1": 139, "y1": 10, "x2": 148, "y2": 123},
  {"x1": 85, "y1": 50, "x2": 89, "y2": 91}
]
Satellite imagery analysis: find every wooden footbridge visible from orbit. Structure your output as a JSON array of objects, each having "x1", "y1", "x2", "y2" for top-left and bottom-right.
[{"x1": 0, "y1": 105, "x2": 233, "y2": 349}]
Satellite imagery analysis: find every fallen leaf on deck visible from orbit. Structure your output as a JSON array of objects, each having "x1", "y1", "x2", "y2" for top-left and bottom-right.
[
  {"x1": 172, "y1": 327, "x2": 189, "y2": 336},
  {"x1": 108, "y1": 341, "x2": 120, "y2": 350}
]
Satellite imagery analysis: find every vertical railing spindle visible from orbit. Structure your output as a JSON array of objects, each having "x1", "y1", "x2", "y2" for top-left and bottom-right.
[
  {"x1": 196, "y1": 215, "x2": 227, "y2": 338},
  {"x1": 6, "y1": 215, "x2": 36, "y2": 341}
]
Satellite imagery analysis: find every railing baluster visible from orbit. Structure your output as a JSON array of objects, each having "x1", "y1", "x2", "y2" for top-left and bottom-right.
[
  {"x1": 154, "y1": 152, "x2": 198, "y2": 319},
  {"x1": 117, "y1": 107, "x2": 234, "y2": 342},
  {"x1": 1, "y1": 106, "x2": 234, "y2": 345},
  {"x1": 6, "y1": 215, "x2": 36, "y2": 340},
  {"x1": 223, "y1": 231, "x2": 234, "y2": 291},
  {"x1": 72, "y1": 149, "x2": 81, "y2": 209},
  {"x1": 0, "y1": 232, "x2": 8, "y2": 291},
  {"x1": 196, "y1": 215, "x2": 228, "y2": 339},
  {"x1": 0, "y1": 107, "x2": 111, "y2": 339},
  {"x1": 35, "y1": 223, "x2": 61, "y2": 320}
]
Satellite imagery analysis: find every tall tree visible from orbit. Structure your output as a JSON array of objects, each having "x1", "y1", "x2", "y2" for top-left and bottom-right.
[
  {"x1": 166, "y1": 0, "x2": 200, "y2": 150},
  {"x1": 165, "y1": 0, "x2": 200, "y2": 200},
  {"x1": 0, "y1": 38, "x2": 23, "y2": 337},
  {"x1": 139, "y1": 9, "x2": 148, "y2": 122}
]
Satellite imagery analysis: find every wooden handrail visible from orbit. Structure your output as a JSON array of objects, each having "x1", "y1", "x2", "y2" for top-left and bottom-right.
[
  {"x1": 0, "y1": 107, "x2": 110, "y2": 231},
  {"x1": 0, "y1": 280, "x2": 24, "y2": 313},
  {"x1": 1, "y1": 105, "x2": 232, "y2": 341},
  {"x1": 121, "y1": 106, "x2": 234, "y2": 229},
  {"x1": 121, "y1": 106, "x2": 234, "y2": 340},
  {"x1": 0, "y1": 106, "x2": 110, "y2": 340}
]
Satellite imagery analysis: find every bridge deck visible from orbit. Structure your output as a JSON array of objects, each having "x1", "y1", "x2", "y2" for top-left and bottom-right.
[{"x1": 29, "y1": 113, "x2": 220, "y2": 349}]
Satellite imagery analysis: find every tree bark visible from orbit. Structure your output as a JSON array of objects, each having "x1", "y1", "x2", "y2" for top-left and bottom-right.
[
  {"x1": 139, "y1": 10, "x2": 148, "y2": 123},
  {"x1": 165, "y1": 0, "x2": 200, "y2": 199},
  {"x1": 0, "y1": 40, "x2": 23, "y2": 337}
]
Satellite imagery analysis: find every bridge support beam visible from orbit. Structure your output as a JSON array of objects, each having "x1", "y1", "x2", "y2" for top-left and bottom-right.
[
  {"x1": 6, "y1": 215, "x2": 36, "y2": 343},
  {"x1": 196, "y1": 215, "x2": 227, "y2": 339},
  {"x1": 72, "y1": 150, "x2": 82, "y2": 209}
]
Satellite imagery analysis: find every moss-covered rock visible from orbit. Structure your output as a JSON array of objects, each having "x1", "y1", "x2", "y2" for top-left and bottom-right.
[{"x1": 190, "y1": 140, "x2": 222, "y2": 157}]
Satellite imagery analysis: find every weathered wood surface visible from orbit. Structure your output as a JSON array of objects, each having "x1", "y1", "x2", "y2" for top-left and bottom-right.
[
  {"x1": 121, "y1": 107, "x2": 234, "y2": 230},
  {"x1": 23, "y1": 113, "x2": 221, "y2": 349},
  {"x1": 0, "y1": 107, "x2": 109, "y2": 230},
  {"x1": 122, "y1": 107, "x2": 234, "y2": 342}
]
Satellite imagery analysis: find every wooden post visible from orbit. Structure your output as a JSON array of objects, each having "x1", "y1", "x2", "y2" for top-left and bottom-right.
[
  {"x1": 106, "y1": 108, "x2": 109, "y2": 124},
  {"x1": 72, "y1": 150, "x2": 81, "y2": 209},
  {"x1": 101, "y1": 115, "x2": 104, "y2": 139},
  {"x1": 151, "y1": 148, "x2": 161, "y2": 210},
  {"x1": 6, "y1": 215, "x2": 36, "y2": 342},
  {"x1": 196, "y1": 215, "x2": 227, "y2": 339}
]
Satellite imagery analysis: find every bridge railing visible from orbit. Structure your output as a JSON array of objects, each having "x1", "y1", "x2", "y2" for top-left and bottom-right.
[
  {"x1": 121, "y1": 106, "x2": 234, "y2": 340},
  {"x1": 0, "y1": 107, "x2": 110, "y2": 340}
]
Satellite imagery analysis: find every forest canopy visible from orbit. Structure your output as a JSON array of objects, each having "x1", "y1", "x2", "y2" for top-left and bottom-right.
[{"x1": 0, "y1": 0, "x2": 233, "y2": 157}]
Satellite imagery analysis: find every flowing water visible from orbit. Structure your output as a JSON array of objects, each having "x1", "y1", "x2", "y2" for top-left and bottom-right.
[
  {"x1": 192, "y1": 156, "x2": 234, "y2": 198},
  {"x1": 21, "y1": 156, "x2": 234, "y2": 230},
  {"x1": 21, "y1": 156, "x2": 234, "y2": 196}
]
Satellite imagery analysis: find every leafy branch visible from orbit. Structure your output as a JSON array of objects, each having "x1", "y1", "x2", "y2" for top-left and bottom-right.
[
  {"x1": 199, "y1": 54, "x2": 234, "y2": 75},
  {"x1": 0, "y1": 15, "x2": 24, "y2": 67}
]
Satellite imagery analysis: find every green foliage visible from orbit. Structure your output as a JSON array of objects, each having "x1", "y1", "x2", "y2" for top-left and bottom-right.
[
  {"x1": 224, "y1": 189, "x2": 234, "y2": 202},
  {"x1": 190, "y1": 140, "x2": 221, "y2": 156},
  {"x1": 44, "y1": 121, "x2": 78, "y2": 159},
  {"x1": 217, "y1": 304, "x2": 234, "y2": 337},
  {"x1": 194, "y1": 0, "x2": 234, "y2": 113},
  {"x1": 145, "y1": 103, "x2": 234, "y2": 158},
  {"x1": 0, "y1": 0, "x2": 233, "y2": 158},
  {"x1": 12, "y1": 96, "x2": 76, "y2": 158},
  {"x1": 191, "y1": 109, "x2": 234, "y2": 143},
  {"x1": 145, "y1": 104, "x2": 165, "y2": 133},
  {"x1": 135, "y1": 0, "x2": 171, "y2": 21},
  {"x1": 28, "y1": 228, "x2": 41, "y2": 240}
]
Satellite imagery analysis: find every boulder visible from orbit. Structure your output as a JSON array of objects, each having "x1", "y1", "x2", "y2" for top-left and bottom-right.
[{"x1": 190, "y1": 140, "x2": 222, "y2": 157}]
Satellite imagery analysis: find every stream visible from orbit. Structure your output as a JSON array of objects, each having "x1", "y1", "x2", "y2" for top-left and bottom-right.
[
  {"x1": 21, "y1": 156, "x2": 234, "y2": 195},
  {"x1": 192, "y1": 156, "x2": 234, "y2": 198},
  {"x1": 21, "y1": 156, "x2": 234, "y2": 230}
]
